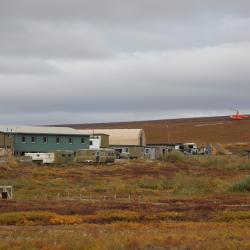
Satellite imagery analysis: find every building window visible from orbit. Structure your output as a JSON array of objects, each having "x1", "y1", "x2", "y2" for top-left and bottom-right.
[
  {"x1": 123, "y1": 147, "x2": 129, "y2": 153},
  {"x1": 21, "y1": 136, "x2": 26, "y2": 143},
  {"x1": 56, "y1": 137, "x2": 60, "y2": 144},
  {"x1": 145, "y1": 148, "x2": 150, "y2": 154},
  {"x1": 31, "y1": 136, "x2": 36, "y2": 144},
  {"x1": 89, "y1": 140, "x2": 93, "y2": 146},
  {"x1": 43, "y1": 136, "x2": 48, "y2": 144},
  {"x1": 81, "y1": 138, "x2": 85, "y2": 144},
  {"x1": 69, "y1": 137, "x2": 73, "y2": 144}
]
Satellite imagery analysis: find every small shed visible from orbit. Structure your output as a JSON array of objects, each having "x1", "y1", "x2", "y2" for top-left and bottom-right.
[{"x1": 146, "y1": 144, "x2": 170, "y2": 159}]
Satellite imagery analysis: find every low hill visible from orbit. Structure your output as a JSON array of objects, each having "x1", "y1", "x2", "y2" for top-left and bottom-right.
[{"x1": 59, "y1": 116, "x2": 250, "y2": 145}]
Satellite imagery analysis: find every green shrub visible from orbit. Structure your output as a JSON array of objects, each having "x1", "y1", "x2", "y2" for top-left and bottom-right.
[
  {"x1": 200, "y1": 156, "x2": 227, "y2": 169},
  {"x1": 236, "y1": 162, "x2": 250, "y2": 170},
  {"x1": 160, "y1": 151, "x2": 185, "y2": 164},
  {"x1": 172, "y1": 173, "x2": 226, "y2": 196},
  {"x1": 137, "y1": 176, "x2": 172, "y2": 190},
  {"x1": 229, "y1": 176, "x2": 250, "y2": 193},
  {"x1": 91, "y1": 178, "x2": 138, "y2": 194}
]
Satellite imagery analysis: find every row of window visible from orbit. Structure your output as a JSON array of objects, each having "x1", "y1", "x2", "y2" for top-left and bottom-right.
[{"x1": 21, "y1": 136, "x2": 85, "y2": 144}]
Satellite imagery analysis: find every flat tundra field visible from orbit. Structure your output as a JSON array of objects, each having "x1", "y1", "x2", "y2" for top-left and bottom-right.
[{"x1": 1, "y1": 154, "x2": 250, "y2": 249}]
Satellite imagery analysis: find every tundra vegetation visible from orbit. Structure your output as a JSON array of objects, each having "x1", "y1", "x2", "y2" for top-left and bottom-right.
[{"x1": 1, "y1": 153, "x2": 250, "y2": 249}]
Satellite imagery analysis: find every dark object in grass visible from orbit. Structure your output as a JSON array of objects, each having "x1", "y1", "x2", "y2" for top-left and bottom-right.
[{"x1": 2, "y1": 192, "x2": 8, "y2": 199}]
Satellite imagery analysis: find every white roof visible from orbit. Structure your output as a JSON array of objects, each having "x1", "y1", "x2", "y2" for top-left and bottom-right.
[
  {"x1": 0, "y1": 125, "x2": 88, "y2": 136},
  {"x1": 78, "y1": 129, "x2": 146, "y2": 146}
]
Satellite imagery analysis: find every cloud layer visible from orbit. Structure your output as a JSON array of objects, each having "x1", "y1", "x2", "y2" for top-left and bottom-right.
[{"x1": 0, "y1": 0, "x2": 250, "y2": 124}]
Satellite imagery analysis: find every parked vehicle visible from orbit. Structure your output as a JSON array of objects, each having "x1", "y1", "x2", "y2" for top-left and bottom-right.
[
  {"x1": 75, "y1": 149, "x2": 116, "y2": 164},
  {"x1": 54, "y1": 150, "x2": 75, "y2": 164},
  {"x1": 25, "y1": 150, "x2": 75, "y2": 165}
]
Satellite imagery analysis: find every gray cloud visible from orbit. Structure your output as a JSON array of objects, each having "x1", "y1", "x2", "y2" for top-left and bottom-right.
[
  {"x1": 0, "y1": 57, "x2": 57, "y2": 74},
  {"x1": 0, "y1": 43, "x2": 249, "y2": 113},
  {"x1": 0, "y1": 21, "x2": 112, "y2": 59},
  {"x1": 1, "y1": 0, "x2": 250, "y2": 21},
  {"x1": 0, "y1": 0, "x2": 249, "y2": 124}
]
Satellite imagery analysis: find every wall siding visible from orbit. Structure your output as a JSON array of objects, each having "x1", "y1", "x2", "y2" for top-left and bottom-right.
[
  {"x1": 0, "y1": 133, "x2": 13, "y2": 148},
  {"x1": 100, "y1": 135, "x2": 109, "y2": 148}
]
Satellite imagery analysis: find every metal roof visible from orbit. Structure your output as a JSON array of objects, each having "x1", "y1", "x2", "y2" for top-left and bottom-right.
[{"x1": 0, "y1": 125, "x2": 89, "y2": 136}]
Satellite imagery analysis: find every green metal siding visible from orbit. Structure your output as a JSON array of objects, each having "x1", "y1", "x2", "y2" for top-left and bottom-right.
[{"x1": 13, "y1": 134, "x2": 89, "y2": 153}]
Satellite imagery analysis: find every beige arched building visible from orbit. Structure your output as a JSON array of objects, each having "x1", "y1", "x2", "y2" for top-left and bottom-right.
[{"x1": 78, "y1": 129, "x2": 146, "y2": 159}]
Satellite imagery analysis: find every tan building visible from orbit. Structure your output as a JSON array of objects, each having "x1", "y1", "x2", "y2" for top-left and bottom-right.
[
  {"x1": 0, "y1": 132, "x2": 13, "y2": 157},
  {"x1": 78, "y1": 129, "x2": 146, "y2": 159},
  {"x1": 0, "y1": 132, "x2": 13, "y2": 148}
]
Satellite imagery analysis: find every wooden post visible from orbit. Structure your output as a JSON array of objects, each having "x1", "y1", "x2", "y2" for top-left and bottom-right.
[{"x1": 246, "y1": 150, "x2": 250, "y2": 161}]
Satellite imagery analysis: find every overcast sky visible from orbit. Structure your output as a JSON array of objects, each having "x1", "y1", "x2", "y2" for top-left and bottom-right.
[{"x1": 0, "y1": 0, "x2": 250, "y2": 125}]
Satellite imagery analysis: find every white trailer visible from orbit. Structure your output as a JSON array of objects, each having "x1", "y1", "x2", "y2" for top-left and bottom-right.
[{"x1": 25, "y1": 153, "x2": 55, "y2": 164}]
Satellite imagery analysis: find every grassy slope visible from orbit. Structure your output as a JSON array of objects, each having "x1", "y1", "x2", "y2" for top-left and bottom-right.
[
  {"x1": 1, "y1": 155, "x2": 250, "y2": 249},
  {"x1": 61, "y1": 116, "x2": 250, "y2": 145}
]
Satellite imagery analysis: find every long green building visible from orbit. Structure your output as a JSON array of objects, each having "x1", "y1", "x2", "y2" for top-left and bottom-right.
[{"x1": 0, "y1": 126, "x2": 90, "y2": 155}]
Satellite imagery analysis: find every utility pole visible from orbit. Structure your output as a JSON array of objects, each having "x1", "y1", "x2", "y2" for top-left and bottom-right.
[
  {"x1": 166, "y1": 125, "x2": 170, "y2": 144},
  {"x1": 3, "y1": 132, "x2": 7, "y2": 161}
]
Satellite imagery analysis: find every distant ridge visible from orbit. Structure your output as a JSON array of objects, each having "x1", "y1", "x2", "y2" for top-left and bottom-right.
[
  {"x1": 57, "y1": 115, "x2": 230, "y2": 128},
  {"x1": 56, "y1": 115, "x2": 250, "y2": 145}
]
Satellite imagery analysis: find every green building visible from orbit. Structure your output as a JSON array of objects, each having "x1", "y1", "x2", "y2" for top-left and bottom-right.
[{"x1": 0, "y1": 126, "x2": 90, "y2": 155}]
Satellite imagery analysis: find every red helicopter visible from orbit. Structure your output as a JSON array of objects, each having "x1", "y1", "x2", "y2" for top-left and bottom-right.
[{"x1": 230, "y1": 109, "x2": 250, "y2": 120}]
